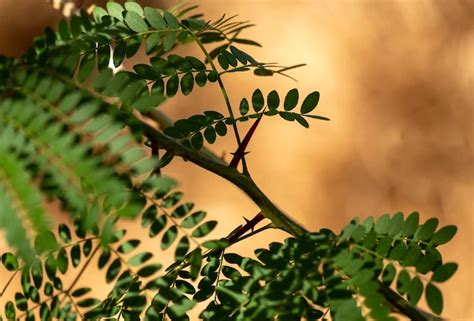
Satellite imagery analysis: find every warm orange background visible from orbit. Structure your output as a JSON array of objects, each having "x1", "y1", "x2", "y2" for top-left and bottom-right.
[{"x1": 0, "y1": 0, "x2": 472, "y2": 320}]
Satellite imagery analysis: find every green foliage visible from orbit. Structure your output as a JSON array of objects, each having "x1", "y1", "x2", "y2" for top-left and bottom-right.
[{"x1": 0, "y1": 1, "x2": 456, "y2": 320}]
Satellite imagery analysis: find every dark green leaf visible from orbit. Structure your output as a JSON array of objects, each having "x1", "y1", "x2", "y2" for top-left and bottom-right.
[
  {"x1": 172, "y1": 202, "x2": 194, "y2": 218},
  {"x1": 192, "y1": 221, "x2": 217, "y2": 238},
  {"x1": 98, "y1": 250, "x2": 111, "y2": 269},
  {"x1": 300, "y1": 91, "x2": 320, "y2": 114},
  {"x1": 58, "y1": 224, "x2": 71, "y2": 244},
  {"x1": 71, "y1": 287, "x2": 91, "y2": 297},
  {"x1": 293, "y1": 113, "x2": 309, "y2": 128},
  {"x1": 181, "y1": 72, "x2": 194, "y2": 95},
  {"x1": 215, "y1": 121, "x2": 227, "y2": 136},
  {"x1": 430, "y1": 225, "x2": 457, "y2": 245},
  {"x1": 189, "y1": 249, "x2": 203, "y2": 280},
  {"x1": 284, "y1": 88, "x2": 299, "y2": 111},
  {"x1": 106, "y1": 258, "x2": 121, "y2": 283},
  {"x1": 204, "y1": 127, "x2": 217, "y2": 144},
  {"x1": 31, "y1": 260, "x2": 43, "y2": 289},
  {"x1": 56, "y1": 248, "x2": 68, "y2": 274},
  {"x1": 191, "y1": 132, "x2": 204, "y2": 150},
  {"x1": 138, "y1": 263, "x2": 162, "y2": 277},
  {"x1": 78, "y1": 54, "x2": 95, "y2": 82},
  {"x1": 239, "y1": 98, "x2": 249, "y2": 115},
  {"x1": 267, "y1": 90, "x2": 280, "y2": 110},
  {"x1": 166, "y1": 74, "x2": 179, "y2": 97},
  {"x1": 2, "y1": 253, "x2": 18, "y2": 271},
  {"x1": 195, "y1": 71, "x2": 207, "y2": 87},
  {"x1": 402, "y1": 212, "x2": 419, "y2": 237},
  {"x1": 181, "y1": 211, "x2": 207, "y2": 229},
  {"x1": 431, "y1": 262, "x2": 458, "y2": 283},
  {"x1": 162, "y1": 32, "x2": 177, "y2": 52},
  {"x1": 175, "y1": 236, "x2": 190, "y2": 260},
  {"x1": 161, "y1": 226, "x2": 178, "y2": 250},
  {"x1": 71, "y1": 244, "x2": 81, "y2": 267},
  {"x1": 149, "y1": 215, "x2": 167, "y2": 237},
  {"x1": 118, "y1": 239, "x2": 141, "y2": 254},
  {"x1": 415, "y1": 218, "x2": 438, "y2": 241},
  {"x1": 251, "y1": 89, "x2": 264, "y2": 112},
  {"x1": 407, "y1": 277, "x2": 423, "y2": 305},
  {"x1": 426, "y1": 283, "x2": 443, "y2": 315}
]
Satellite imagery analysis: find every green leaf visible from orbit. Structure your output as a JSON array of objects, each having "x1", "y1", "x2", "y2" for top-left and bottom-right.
[
  {"x1": 137, "y1": 263, "x2": 162, "y2": 277},
  {"x1": 431, "y1": 262, "x2": 458, "y2": 283},
  {"x1": 426, "y1": 283, "x2": 443, "y2": 315},
  {"x1": 218, "y1": 54, "x2": 229, "y2": 70},
  {"x1": 161, "y1": 226, "x2": 178, "y2": 250},
  {"x1": 396, "y1": 269, "x2": 411, "y2": 294},
  {"x1": 191, "y1": 132, "x2": 204, "y2": 150},
  {"x1": 71, "y1": 287, "x2": 91, "y2": 297},
  {"x1": 118, "y1": 239, "x2": 141, "y2": 254},
  {"x1": 149, "y1": 215, "x2": 167, "y2": 238},
  {"x1": 415, "y1": 218, "x2": 438, "y2": 241},
  {"x1": 430, "y1": 225, "x2": 457, "y2": 245},
  {"x1": 31, "y1": 260, "x2": 43, "y2": 289},
  {"x1": 166, "y1": 74, "x2": 179, "y2": 97},
  {"x1": 284, "y1": 88, "x2": 299, "y2": 111},
  {"x1": 144, "y1": 7, "x2": 166, "y2": 29},
  {"x1": 195, "y1": 71, "x2": 207, "y2": 87},
  {"x1": 293, "y1": 113, "x2": 309, "y2": 128},
  {"x1": 78, "y1": 54, "x2": 95, "y2": 82},
  {"x1": 181, "y1": 211, "x2": 207, "y2": 229},
  {"x1": 107, "y1": 2, "x2": 124, "y2": 20},
  {"x1": 124, "y1": 1, "x2": 143, "y2": 15},
  {"x1": 202, "y1": 239, "x2": 230, "y2": 250},
  {"x1": 239, "y1": 98, "x2": 249, "y2": 115},
  {"x1": 125, "y1": 11, "x2": 149, "y2": 33},
  {"x1": 279, "y1": 111, "x2": 295, "y2": 121},
  {"x1": 2, "y1": 253, "x2": 18, "y2": 271},
  {"x1": 163, "y1": 11, "x2": 180, "y2": 29},
  {"x1": 402, "y1": 212, "x2": 419, "y2": 237},
  {"x1": 215, "y1": 121, "x2": 227, "y2": 136},
  {"x1": 134, "y1": 94, "x2": 165, "y2": 112},
  {"x1": 98, "y1": 250, "x2": 111, "y2": 269},
  {"x1": 172, "y1": 202, "x2": 194, "y2": 219},
  {"x1": 407, "y1": 277, "x2": 423, "y2": 305},
  {"x1": 374, "y1": 213, "x2": 390, "y2": 234},
  {"x1": 181, "y1": 72, "x2": 194, "y2": 95},
  {"x1": 189, "y1": 249, "x2": 202, "y2": 280},
  {"x1": 106, "y1": 258, "x2": 121, "y2": 283},
  {"x1": 251, "y1": 89, "x2": 264, "y2": 112},
  {"x1": 5, "y1": 301, "x2": 15, "y2": 319},
  {"x1": 267, "y1": 90, "x2": 280, "y2": 110},
  {"x1": 56, "y1": 248, "x2": 68, "y2": 274},
  {"x1": 300, "y1": 91, "x2": 320, "y2": 114},
  {"x1": 403, "y1": 245, "x2": 422, "y2": 267},
  {"x1": 204, "y1": 127, "x2": 217, "y2": 144},
  {"x1": 71, "y1": 244, "x2": 81, "y2": 267},
  {"x1": 146, "y1": 32, "x2": 161, "y2": 54},
  {"x1": 192, "y1": 221, "x2": 217, "y2": 238},
  {"x1": 388, "y1": 212, "x2": 404, "y2": 236},
  {"x1": 163, "y1": 32, "x2": 177, "y2": 52},
  {"x1": 175, "y1": 236, "x2": 190, "y2": 260},
  {"x1": 128, "y1": 252, "x2": 153, "y2": 266}
]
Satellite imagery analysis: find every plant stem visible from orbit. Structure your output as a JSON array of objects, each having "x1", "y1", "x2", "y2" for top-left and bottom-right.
[
  {"x1": 189, "y1": 31, "x2": 250, "y2": 176},
  {"x1": 137, "y1": 116, "x2": 306, "y2": 236}
]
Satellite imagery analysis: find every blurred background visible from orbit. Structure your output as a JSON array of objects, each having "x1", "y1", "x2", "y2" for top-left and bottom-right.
[{"x1": 0, "y1": 0, "x2": 472, "y2": 319}]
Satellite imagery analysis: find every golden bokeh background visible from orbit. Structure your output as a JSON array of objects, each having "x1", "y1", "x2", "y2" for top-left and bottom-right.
[{"x1": 0, "y1": 0, "x2": 472, "y2": 319}]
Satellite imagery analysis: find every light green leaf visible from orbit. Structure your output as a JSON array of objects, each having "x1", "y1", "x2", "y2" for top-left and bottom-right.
[{"x1": 125, "y1": 11, "x2": 148, "y2": 33}]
